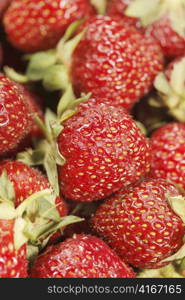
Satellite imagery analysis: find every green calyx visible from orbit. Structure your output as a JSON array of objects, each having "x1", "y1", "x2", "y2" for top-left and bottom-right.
[
  {"x1": 154, "y1": 57, "x2": 185, "y2": 122},
  {"x1": 4, "y1": 20, "x2": 85, "y2": 93},
  {"x1": 138, "y1": 263, "x2": 185, "y2": 278},
  {"x1": 125, "y1": 0, "x2": 185, "y2": 38},
  {"x1": 90, "y1": 0, "x2": 107, "y2": 14}
]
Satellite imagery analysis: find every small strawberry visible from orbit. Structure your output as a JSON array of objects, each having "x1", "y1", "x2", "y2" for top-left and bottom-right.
[
  {"x1": 3, "y1": 0, "x2": 95, "y2": 53},
  {"x1": 0, "y1": 218, "x2": 27, "y2": 278},
  {"x1": 125, "y1": 0, "x2": 185, "y2": 58},
  {"x1": 91, "y1": 178, "x2": 185, "y2": 269},
  {"x1": 107, "y1": 0, "x2": 141, "y2": 29},
  {"x1": 30, "y1": 234, "x2": 135, "y2": 278},
  {"x1": 154, "y1": 55, "x2": 185, "y2": 122},
  {"x1": 57, "y1": 97, "x2": 151, "y2": 202},
  {"x1": 0, "y1": 75, "x2": 31, "y2": 155},
  {"x1": 71, "y1": 15, "x2": 163, "y2": 110},
  {"x1": 150, "y1": 122, "x2": 185, "y2": 191},
  {"x1": 0, "y1": 160, "x2": 67, "y2": 215}
]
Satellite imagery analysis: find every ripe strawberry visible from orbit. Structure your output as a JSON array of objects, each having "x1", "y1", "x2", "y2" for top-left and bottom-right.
[
  {"x1": 150, "y1": 122, "x2": 185, "y2": 191},
  {"x1": 71, "y1": 15, "x2": 163, "y2": 111},
  {"x1": 107, "y1": 0, "x2": 141, "y2": 29},
  {"x1": 0, "y1": 75, "x2": 31, "y2": 155},
  {"x1": 58, "y1": 98, "x2": 151, "y2": 202},
  {"x1": 125, "y1": 0, "x2": 185, "y2": 58},
  {"x1": 3, "y1": 0, "x2": 95, "y2": 53},
  {"x1": 91, "y1": 178, "x2": 185, "y2": 269},
  {"x1": 0, "y1": 0, "x2": 11, "y2": 17},
  {"x1": 0, "y1": 160, "x2": 67, "y2": 215},
  {"x1": 0, "y1": 218, "x2": 27, "y2": 278},
  {"x1": 31, "y1": 234, "x2": 135, "y2": 278}
]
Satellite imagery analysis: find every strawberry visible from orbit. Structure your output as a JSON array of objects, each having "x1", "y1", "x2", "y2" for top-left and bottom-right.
[
  {"x1": 30, "y1": 234, "x2": 135, "y2": 278},
  {"x1": 57, "y1": 97, "x2": 151, "y2": 202},
  {"x1": 91, "y1": 178, "x2": 185, "y2": 269},
  {"x1": 150, "y1": 122, "x2": 185, "y2": 191},
  {"x1": 0, "y1": 75, "x2": 31, "y2": 155},
  {"x1": 107, "y1": 0, "x2": 141, "y2": 29},
  {"x1": 125, "y1": 0, "x2": 185, "y2": 58},
  {"x1": 3, "y1": 0, "x2": 95, "y2": 53},
  {"x1": 71, "y1": 15, "x2": 163, "y2": 110},
  {"x1": 0, "y1": 0, "x2": 11, "y2": 17},
  {"x1": 0, "y1": 160, "x2": 67, "y2": 215},
  {"x1": 0, "y1": 218, "x2": 27, "y2": 278}
]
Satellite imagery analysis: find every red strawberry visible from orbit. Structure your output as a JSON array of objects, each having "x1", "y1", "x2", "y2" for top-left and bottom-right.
[
  {"x1": 71, "y1": 15, "x2": 163, "y2": 111},
  {"x1": 30, "y1": 234, "x2": 135, "y2": 278},
  {"x1": 0, "y1": 75, "x2": 31, "y2": 155},
  {"x1": 91, "y1": 178, "x2": 185, "y2": 269},
  {"x1": 0, "y1": 0, "x2": 11, "y2": 17},
  {"x1": 150, "y1": 122, "x2": 185, "y2": 191},
  {"x1": 107, "y1": 0, "x2": 141, "y2": 29},
  {"x1": 3, "y1": 0, "x2": 95, "y2": 53},
  {"x1": 125, "y1": 0, "x2": 185, "y2": 58},
  {"x1": 57, "y1": 98, "x2": 151, "y2": 202},
  {"x1": 0, "y1": 160, "x2": 67, "y2": 215},
  {"x1": 0, "y1": 218, "x2": 27, "y2": 278}
]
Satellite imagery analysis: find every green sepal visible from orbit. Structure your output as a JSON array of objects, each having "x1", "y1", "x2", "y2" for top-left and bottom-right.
[
  {"x1": 27, "y1": 244, "x2": 39, "y2": 263},
  {"x1": 137, "y1": 263, "x2": 184, "y2": 278},
  {"x1": 161, "y1": 243, "x2": 185, "y2": 263},
  {"x1": 42, "y1": 65, "x2": 69, "y2": 92},
  {"x1": 13, "y1": 217, "x2": 28, "y2": 251},
  {"x1": 0, "y1": 203, "x2": 16, "y2": 220},
  {"x1": 4, "y1": 66, "x2": 29, "y2": 83},
  {"x1": 16, "y1": 149, "x2": 45, "y2": 166},
  {"x1": 90, "y1": 0, "x2": 107, "y2": 14},
  {"x1": 25, "y1": 50, "x2": 57, "y2": 81},
  {"x1": 0, "y1": 171, "x2": 16, "y2": 203},
  {"x1": 166, "y1": 194, "x2": 185, "y2": 223}
]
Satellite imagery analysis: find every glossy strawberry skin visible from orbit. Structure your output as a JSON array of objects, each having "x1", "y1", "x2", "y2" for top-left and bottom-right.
[
  {"x1": 107, "y1": 0, "x2": 141, "y2": 29},
  {"x1": 0, "y1": 160, "x2": 67, "y2": 216},
  {"x1": 150, "y1": 123, "x2": 185, "y2": 191},
  {"x1": 91, "y1": 179, "x2": 185, "y2": 269},
  {"x1": 71, "y1": 16, "x2": 163, "y2": 111},
  {"x1": 146, "y1": 16, "x2": 185, "y2": 59},
  {"x1": 3, "y1": 0, "x2": 95, "y2": 53},
  {"x1": 0, "y1": 76, "x2": 31, "y2": 155},
  {"x1": 0, "y1": 219, "x2": 27, "y2": 278},
  {"x1": 31, "y1": 234, "x2": 135, "y2": 278},
  {"x1": 58, "y1": 98, "x2": 151, "y2": 202}
]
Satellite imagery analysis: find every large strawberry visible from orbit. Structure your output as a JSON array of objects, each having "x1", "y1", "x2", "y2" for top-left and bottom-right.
[
  {"x1": 71, "y1": 15, "x2": 163, "y2": 110},
  {"x1": 150, "y1": 122, "x2": 185, "y2": 191},
  {"x1": 3, "y1": 0, "x2": 96, "y2": 53},
  {"x1": 57, "y1": 97, "x2": 151, "y2": 202},
  {"x1": 0, "y1": 218, "x2": 27, "y2": 278},
  {"x1": 31, "y1": 234, "x2": 135, "y2": 278},
  {"x1": 125, "y1": 0, "x2": 185, "y2": 58},
  {"x1": 0, "y1": 75, "x2": 31, "y2": 155},
  {"x1": 91, "y1": 178, "x2": 185, "y2": 269}
]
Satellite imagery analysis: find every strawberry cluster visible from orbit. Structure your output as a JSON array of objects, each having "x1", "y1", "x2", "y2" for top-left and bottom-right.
[{"x1": 0, "y1": 0, "x2": 185, "y2": 279}]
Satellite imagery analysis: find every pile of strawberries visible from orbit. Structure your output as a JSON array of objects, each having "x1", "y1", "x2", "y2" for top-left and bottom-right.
[{"x1": 0, "y1": 0, "x2": 185, "y2": 279}]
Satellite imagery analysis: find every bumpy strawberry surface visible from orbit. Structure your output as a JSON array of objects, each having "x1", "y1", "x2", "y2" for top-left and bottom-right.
[
  {"x1": 150, "y1": 123, "x2": 185, "y2": 191},
  {"x1": 71, "y1": 16, "x2": 163, "y2": 111},
  {"x1": 0, "y1": 160, "x2": 67, "y2": 216},
  {"x1": 91, "y1": 178, "x2": 185, "y2": 269},
  {"x1": 3, "y1": 0, "x2": 95, "y2": 53},
  {"x1": 107, "y1": 0, "x2": 141, "y2": 28},
  {"x1": 146, "y1": 17, "x2": 185, "y2": 59},
  {"x1": 31, "y1": 234, "x2": 135, "y2": 278},
  {"x1": 58, "y1": 98, "x2": 151, "y2": 202},
  {"x1": 0, "y1": 76, "x2": 31, "y2": 155},
  {"x1": 0, "y1": 219, "x2": 27, "y2": 278}
]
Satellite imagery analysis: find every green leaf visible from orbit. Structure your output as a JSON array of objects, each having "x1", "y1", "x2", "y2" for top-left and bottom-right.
[
  {"x1": 90, "y1": 0, "x2": 107, "y2": 14},
  {"x1": 26, "y1": 50, "x2": 57, "y2": 81},
  {"x1": 125, "y1": 0, "x2": 161, "y2": 22},
  {"x1": 26, "y1": 244, "x2": 39, "y2": 262},
  {"x1": 154, "y1": 73, "x2": 172, "y2": 95},
  {"x1": 43, "y1": 65, "x2": 69, "y2": 91},
  {"x1": 166, "y1": 194, "x2": 185, "y2": 223},
  {"x1": 161, "y1": 243, "x2": 185, "y2": 263},
  {"x1": 57, "y1": 84, "x2": 76, "y2": 117},
  {"x1": 38, "y1": 194, "x2": 60, "y2": 222},
  {"x1": 44, "y1": 151, "x2": 60, "y2": 196},
  {"x1": 0, "y1": 171, "x2": 15, "y2": 203},
  {"x1": 16, "y1": 149, "x2": 45, "y2": 166},
  {"x1": 13, "y1": 217, "x2": 28, "y2": 250},
  {"x1": 0, "y1": 203, "x2": 16, "y2": 219},
  {"x1": 170, "y1": 57, "x2": 185, "y2": 95},
  {"x1": 4, "y1": 66, "x2": 29, "y2": 83}
]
